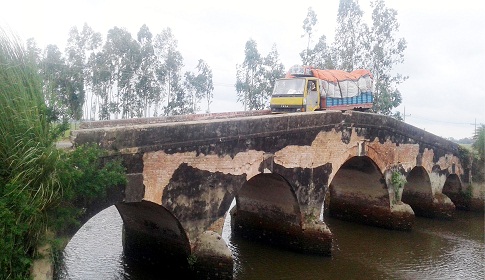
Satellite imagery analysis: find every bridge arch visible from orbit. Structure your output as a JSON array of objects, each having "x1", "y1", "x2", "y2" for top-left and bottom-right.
[
  {"x1": 328, "y1": 156, "x2": 413, "y2": 230},
  {"x1": 328, "y1": 156, "x2": 388, "y2": 215},
  {"x1": 231, "y1": 172, "x2": 332, "y2": 255},
  {"x1": 442, "y1": 173, "x2": 469, "y2": 210},
  {"x1": 232, "y1": 173, "x2": 302, "y2": 243},
  {"x1": 115, "y1": 200, "x2": 191, "y2": 269},
  {"x1": 402, "y1": 166, "x2": 433, "y2": 216},
  {"x1": 403, "y1": 166, "x2": 455, "y2": 219}
]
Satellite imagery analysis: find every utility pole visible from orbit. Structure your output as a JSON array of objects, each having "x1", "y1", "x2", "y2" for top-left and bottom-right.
[
  {"x1": 403, "y1": 106, "x2": 411, "y2": 122},
  {"x1": 470, "y1": 118, "x2": 477, "y2": 138}
]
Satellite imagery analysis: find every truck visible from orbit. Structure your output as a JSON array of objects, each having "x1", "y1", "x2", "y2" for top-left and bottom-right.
[{"x1": 269, "y1": 65, "x2": 374, "y2": 113}]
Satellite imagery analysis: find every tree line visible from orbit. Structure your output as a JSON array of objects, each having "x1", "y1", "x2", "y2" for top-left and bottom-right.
[
  {"x1": 27, "y1": 24, "x2": 214, "y2": 122},
  {"x1": 236, "y1": 0, "x2": 408, "y2": 116},
  {"x1": 27, "y1": 0, "x2": 406, "y2": 123}
]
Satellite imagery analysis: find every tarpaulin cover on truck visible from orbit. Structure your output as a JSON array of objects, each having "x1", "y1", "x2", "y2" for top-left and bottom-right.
[{"x1": 312, "y1": 69, "x2": 373, "y2": 98}]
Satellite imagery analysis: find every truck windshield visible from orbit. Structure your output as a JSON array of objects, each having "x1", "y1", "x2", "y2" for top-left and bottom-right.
[{"x1": 272, "y1": 79, "x2": 305, "y2": 96}]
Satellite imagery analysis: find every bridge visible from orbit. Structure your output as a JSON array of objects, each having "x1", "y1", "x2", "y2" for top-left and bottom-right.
[{"x1": 72, "y1": 110, "x2": 471, "y2": 279}]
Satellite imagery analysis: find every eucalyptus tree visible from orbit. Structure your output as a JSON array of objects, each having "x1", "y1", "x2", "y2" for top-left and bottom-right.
[
  {"x1": 368, "y1": 0, "x2": 407, "y2": 115},
  {"x1": 261, "y1": 45, "x2": 285, "y2": 109},
  {"x1": 236, "y1": 40, "x2": 285, "y2": 110},
  {"x1": 79, "y1": 24, "x2": 102, "y2": 120},
  {"x1": 64, "y1": 24, "x2": 102, "y2": 121},
  {"x1": 333, "y1": 0, "x2": 368, "y2": 71},
  {"x1": 90, "y1": 50, "x2": 112, "y2": 120},
  {"x1": 473, "y1": 124, "x2": 485, "y2": 162},
  {"x1": 25, "y1": 38, "x2": 41, "y2": 64},
  {"x1": 39, "y1": 44, "x2": 68, "y2": 120},
  {"x1": 301, "y1": 7, "x2": 318, "y2": 65},
  {"x1": 102, "y1": 26, "x2": 141, "y2": 119},
  {"x1": 236, "y1": 39, "x2": 262, "y2": 110},
  {"x1": 135, "y1": 24, "x2": 160, "y2": 117},
  {"x1": 165, "y1": 84, "x2": 193, "y2": 115},
  {"x1": 184, "y1": 59, "x2": 214, "y2": 113},
  {"x1": 154, "y1": 28, "x2": 185, "y2": 116},
  {"x1": 300, "y1": 34, "x2": 334, "y2": 69}
]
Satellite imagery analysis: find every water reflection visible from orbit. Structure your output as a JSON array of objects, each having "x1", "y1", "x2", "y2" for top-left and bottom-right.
[{"x1": 58, "y1": 205, "x2": 484, "y2": 280}]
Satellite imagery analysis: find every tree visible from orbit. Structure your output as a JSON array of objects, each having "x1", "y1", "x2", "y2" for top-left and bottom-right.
[
  {"x1": 333, "y1": 0, "x2": 368, "y2": 71},
  {"x1": 79, "y1": 24, "x2": 102, "y2": 120},
  {"x1": 236, "y1": 39, "x2": 262, "y2": 110},
  {"x1": 25, "y1": 38, "x2": 41, "y2": 65},
  {"x1": 154, "y1": 28, "x2": 185, "y2": 116},
  {"x1": 301, "y1": 7, "x2": 318, "y2": 65},
  {"x1": 135, "y1": 24, "x2": 161, "y2": 117},
  {"x1": 301, "y1": 35, "x2": 334, "y2": 69},
  {"x1": 261, "y1": 45, "x2": 285, "y2": 109},
  {"x1": 236, "y1": 40, "x2": 284, "y2": 110},
  {"x1": 368, "y1": 0, "x2": 408, "y2": 115},
  {"x1": 185, "y1": 59, "x2": 214, "y2": 113},
  {"x1": 90, "y1": 50, "x2": 112, "y2": 120},
  {"x1": 101, "y1": 26, "x2": 141, "y2": 119},
  {"x1": 40, "y1": 44, "x2": 68, "y2": 120},
  {"x1": 473, "y1": 124, "x2": 485, "y2": 161}
]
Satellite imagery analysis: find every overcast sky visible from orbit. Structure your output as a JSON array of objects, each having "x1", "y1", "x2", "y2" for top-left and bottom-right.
[{"x1": 1, "y1": 0, "x2": 484, "y2": 139}]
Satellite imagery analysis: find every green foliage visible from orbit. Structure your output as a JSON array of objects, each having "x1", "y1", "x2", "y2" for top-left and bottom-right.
[
  {"x1": 49, "y1": 144, "x2": 127, "y2": 235},
  {"x1": 184, "y1": 59, "x2": 214, "y2": 113},
  {"x1": 333, "y1": 0, "x2": 366, "y2": 71},
  {"x1": 187, "y1": 254, "x2": 198, "y2": 268},
  {"x1": 0, "y1": 28, "x2": 126, "y2": 279},
  {"x1": 458, "y1": 145, "x2": 472, "y2": 170},
  {"x1": 236, "y1": 40, "x2": 285, "y2": 110},
  {"x1": 0, "y1": 27, "x2": 62, "y2": 279},
  {"x1": 391, "y1": 170, "x2": 407, "y2": 202},
  {"x1": 28, "y1": 24, "x2": 214, "y2": 120},
  {"x1": 472, "y1": 124, "x2": 485, "y2": 161},
  {"x1": 0, "y1": 182, "x2": 41, "y2": 279},
  {"x1": 368, "y1": 0, "x2": 408, "y2": 115},
  {"x1": 301, "y1": 7, "x2": 318, "y2": 64},
  {"x1": 300, "y1": 1, "x2": 407, "y2": 115}
]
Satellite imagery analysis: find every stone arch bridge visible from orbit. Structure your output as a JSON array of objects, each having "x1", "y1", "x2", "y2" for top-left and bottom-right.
[{"x1": 72, "y1": 110, "x2": 469, "y2": 278}]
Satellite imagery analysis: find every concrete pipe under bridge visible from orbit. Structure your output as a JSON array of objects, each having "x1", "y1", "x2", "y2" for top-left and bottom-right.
[
  {"x1": 328, "y1": 156, "x2": 415, "y2": 231},
  {"x1": 231, "y1": 173, "x2": 333, "y2": 255}
]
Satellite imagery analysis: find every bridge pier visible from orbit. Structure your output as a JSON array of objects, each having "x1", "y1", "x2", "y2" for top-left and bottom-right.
[
  {"x1": 191, "y1": 231, "x2": 233, "y2": 280},
  {"x1": 230, "y1": 206, "x2": 333, "y2": 255},
  {"x1": 328, "y1": 196, "x2": 415, "y2": 230},
  {"x1": 401, "y1": 192, "x2": 455, "y2": 219},
  {"x1": 231, "y1": 173, "x2": 333, "y2": 255}
]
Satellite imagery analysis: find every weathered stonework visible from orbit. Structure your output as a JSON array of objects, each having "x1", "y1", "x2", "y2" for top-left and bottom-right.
[{"x1": 72, "y1": 110, "x2": 471, "y2": 279}]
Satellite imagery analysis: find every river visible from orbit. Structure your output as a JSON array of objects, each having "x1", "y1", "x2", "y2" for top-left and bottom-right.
[{"x1": 57, "y1": 204, "x2": 484, "y2": 280}]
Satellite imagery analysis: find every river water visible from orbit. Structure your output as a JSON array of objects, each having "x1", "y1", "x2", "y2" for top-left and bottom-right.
[{"x1": 57, "y1": 204, "x2": 484, "y2": 280}]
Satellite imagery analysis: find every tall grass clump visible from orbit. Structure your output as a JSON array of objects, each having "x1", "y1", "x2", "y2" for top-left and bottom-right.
[
  {"x1": 0, "y1": 28, "x2": 128, "y2": 278},
  {"x1": 0, "y1": 28, "x2": 62, "y2": 279}
]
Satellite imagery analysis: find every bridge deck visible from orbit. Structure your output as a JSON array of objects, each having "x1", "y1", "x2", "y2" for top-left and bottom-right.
[{"x1": 79, "y1": 110, "x2": 272, "y2": 129}]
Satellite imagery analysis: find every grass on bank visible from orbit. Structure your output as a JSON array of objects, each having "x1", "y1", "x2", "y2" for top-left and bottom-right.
[{"x1": 0, "y1": 28, "x2": 126, "y2": 279}]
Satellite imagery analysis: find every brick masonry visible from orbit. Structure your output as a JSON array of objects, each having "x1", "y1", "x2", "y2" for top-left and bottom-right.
[{"x1": 72, "y1": 110, "x2": 468, "y2": 251}]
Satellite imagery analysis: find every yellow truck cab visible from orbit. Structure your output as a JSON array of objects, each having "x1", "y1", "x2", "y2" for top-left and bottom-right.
[{"x1": 269, "y1": 77, "x2": 320, "y2": 113}]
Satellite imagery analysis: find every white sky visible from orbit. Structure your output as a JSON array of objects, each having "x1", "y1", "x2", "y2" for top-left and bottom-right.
[{"x1": 1, "y1": 0, "x2": 484, "y2": 139}]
